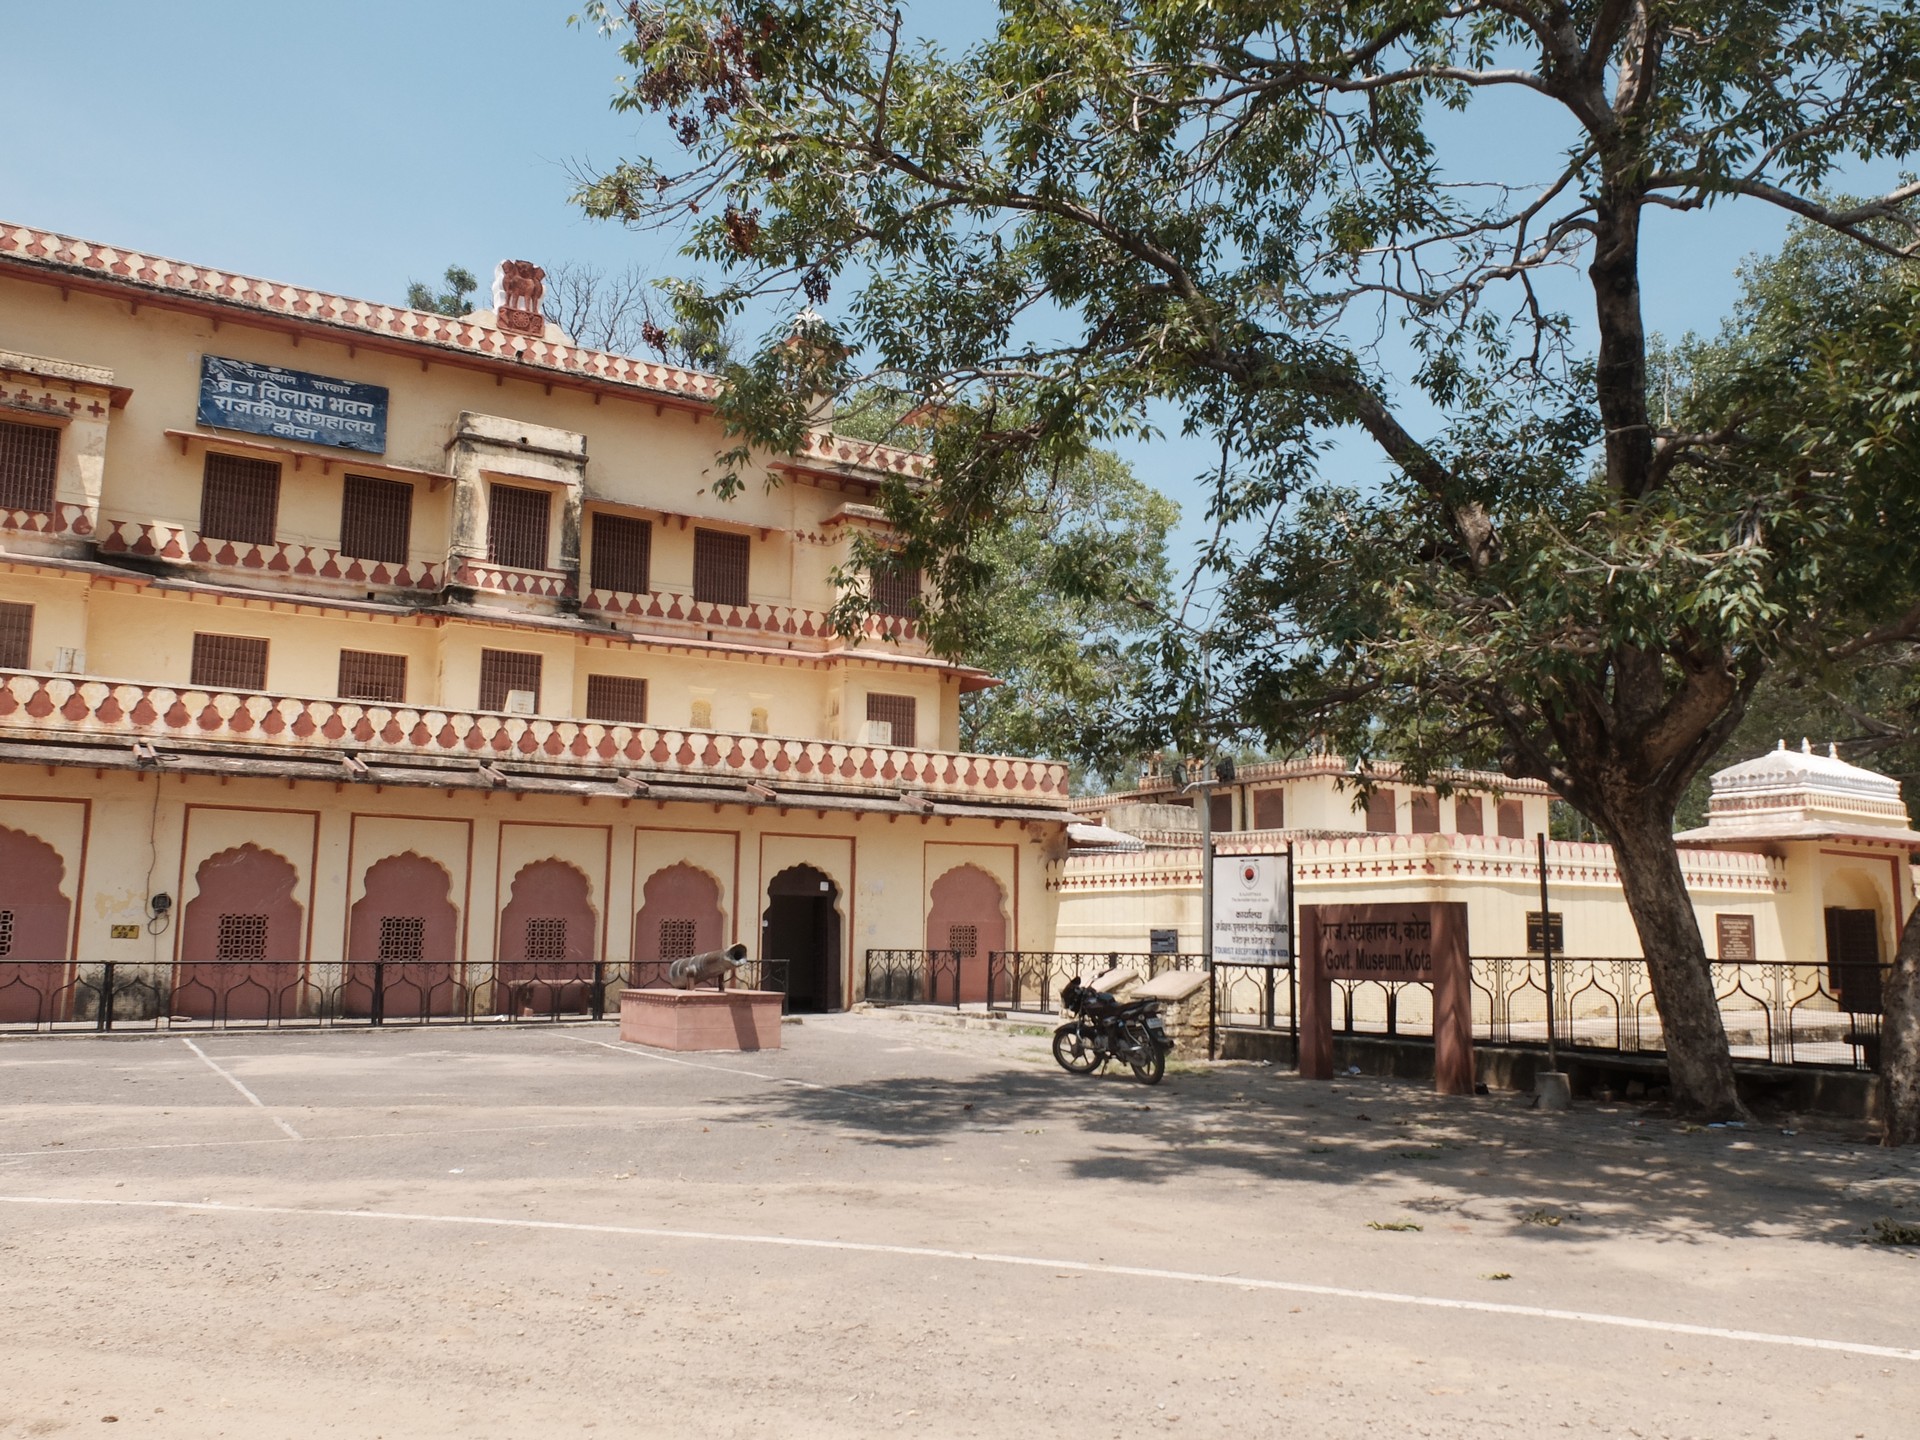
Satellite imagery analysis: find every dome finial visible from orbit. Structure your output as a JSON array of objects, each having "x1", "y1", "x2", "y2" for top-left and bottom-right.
[
  {"x1": 1801, "y1": 737, "x2": 1812, "y2": 754},
  {"x1": 1829, "y1": 743, "x2": 1839, "y2": 760},
  {"x1": 1776, "y1": 738, "x2": 1786, "y2": 751}
]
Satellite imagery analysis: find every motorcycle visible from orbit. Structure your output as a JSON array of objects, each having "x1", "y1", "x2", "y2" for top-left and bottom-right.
[{"x1": 1051, "y1": 975, "x2": 1174, "y2": 1085}]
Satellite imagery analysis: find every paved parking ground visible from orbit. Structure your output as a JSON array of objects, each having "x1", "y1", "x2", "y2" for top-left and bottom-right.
[{"x1": 1, "y1": 1013, "x2": 1916, "y2": 1439}]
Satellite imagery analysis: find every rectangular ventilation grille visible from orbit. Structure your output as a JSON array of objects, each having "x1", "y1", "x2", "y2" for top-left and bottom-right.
[
  {"x1": 0, "y1": 417, "x2": 59, "y2": 514},
  {"x1": 378, "y1": 916, "x2": 425, "y2": 965},
  {"x1": 487, "y1": 484, "x2": 550, "y2": 570},
  {"x1": 0, "y1": 909, "x2": 12, "y2": 958},
  {"x1": 589, "y1": 513, "x2": 652, "y2": 595},
  {"x1": 199, "y1": 452, "x2": 281, "y2": 545},
  {"x1": 871, "y1": 561, "x2": 921, "y2": 619},
  {"x1": 949, "y1": 924, "x2": 978, "y2": 959},
  {"x1": 339, "y1": 474, "x2": 413, "y2": 564},
  {"x1": 337, "y1": 649, "x2": 407, "y2": 704},
  {"x1": 692, "y1": 528, "x2": 751, "y2": 607},
  {"x1": 524, "y1": 917, "x2": 567, "y2": 963},
  {"x1": 478, "y1": 649, "x2": 542, "y2": 713},
  {"x1": 658, "y1": 919, "x2": 697, "y2": 962},
  {"x1": 0, "y1": 601, "x2": 31, "y2": 669},
  {"x1": 215, "y1": 913, "x2": 268, "y2": 963},
  {"x1": 584, "y1": 674, "x2": 648, "y2": 725},
  {"x1": 191, "y1": 633, "x2": 269, "y2": 691},
  {"x1": 865, "y1": 692, "x2": 917, "y2": 749}
]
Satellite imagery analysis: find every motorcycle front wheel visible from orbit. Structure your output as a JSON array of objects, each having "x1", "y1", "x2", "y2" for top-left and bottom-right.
[
  {"x1": 1126, "y1": 1025, "x2": 1166, "y2": 1085},
  {"x1": 1052, "y1": 1023, "x2": 1102, "y2": 1075}
]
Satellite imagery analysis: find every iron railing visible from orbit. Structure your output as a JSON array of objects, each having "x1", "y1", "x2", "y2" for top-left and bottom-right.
[
  {"x1": 984, "y1": 950, "x2": 1207, "y2": 1014},
  {"x1": 861, "y1": 949, "x2": 965, "y2": 1007},
  {"x1": 0, "y1": 958, "x2": 792, "y2": 1033}
]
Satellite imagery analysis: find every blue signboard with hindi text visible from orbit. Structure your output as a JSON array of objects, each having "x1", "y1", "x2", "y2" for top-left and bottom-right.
[{"x1": 196, "y1": 355, "x2": 388, "y2": 454}]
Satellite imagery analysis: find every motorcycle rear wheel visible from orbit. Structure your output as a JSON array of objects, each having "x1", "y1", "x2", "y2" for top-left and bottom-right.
[
  {"x1": 1126, "y1": 1026, "x2": 1166, "y2": 1085},
  {"x1": 1052, "y1": 1024, "x2": 1102, "y2": 1075}
]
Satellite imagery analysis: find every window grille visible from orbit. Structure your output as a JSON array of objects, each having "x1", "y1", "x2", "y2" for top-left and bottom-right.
[
  {"x1": 692, "y1": 528, "x2": 751, "y2": 606},
  {"x1": 589, "y1": 513, "x2": 652, "y2": 595},
  {"x1": 487, "y1": 484, "x2": 550, "y2": 570},
  {"x1": 1253, "y1": 788, "x2": 1285, "y2": 830},
  {"x1": 1410, "y1": 793, "x2": 1440, "y2": 834},
  {"x1": 337, "y1": 649, "x2": 407, "y2": 704},
  {"x1": 378, "y1": 916, "x2": 425, "y2": 965},
  {"x1": 1496, "y1": 799, "x2": 1525, "y2": 840},
  {"x1": 199, "y1": 452, "x2": 281, "y2": 545},
  {"x1": 215, "y1": 913, "x2": 269, "y2": 963},
  {"x1": 1365, "y1": 789, "x2": 1397, "y2": 833},
  {"x1": 339, "y1": 474, "x2": 413, "y2": 564},
  {"x1": 871, "y1": 560, "x2": 921, "y2": 619},
  {"x1": 585, "y1": 674, "x2": 647, "y2": 725},
  {"x1": 0, "y1": 909, "x2": 12, "y2": 958},
  {"x1": 0, "y1": 600, "x2": 31, "y2": 669},
  {"x1": 1455, "y1": 796, "x2": 1485, "y2": 836},
  {"x1": 524, "y1": 917, "x2": 567, "y2": 963},
  {"x1": 658, "y1": 918, "x2": 697, "y2": 962},
  {"x1": 190, "y1": 633, "x2": 269, "y2": 691},
  {"x1": 0, "y1": 417, "x2": 59, "y2": 514},
  {"x1": 478, "y1": 649, "x2": 542, "y2": 713},
  {"x1": 1209, "y1": 792, "x2": 1233, "y2": 833},
  {"x1": 865, "y1": 692, "x2": 917, "y2": 748},
  {"x1": 949, "y1": 924, "x2": 978, "y2": 959}
]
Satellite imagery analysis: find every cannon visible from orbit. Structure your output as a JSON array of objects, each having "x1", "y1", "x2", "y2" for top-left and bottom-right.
[{"x1": 666, "y1": 942, "x2": 749, "y2": 990}]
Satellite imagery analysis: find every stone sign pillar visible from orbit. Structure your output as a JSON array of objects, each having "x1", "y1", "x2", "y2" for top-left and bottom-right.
[{"x1": 1298, "y1": 902, "x2": 1474, "y2": 1096}]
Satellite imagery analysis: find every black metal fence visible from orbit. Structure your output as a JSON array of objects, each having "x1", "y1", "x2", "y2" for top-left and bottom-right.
[
  {"x1": 982, "y1": 950, "x2": 1207, "y2": 1014},
  {"x1": 861, "y1": 949, "x2": 965, "y2": 1006},
  {"x1": 0, "y1": 958, "x2": 792, "y2": 1033}
]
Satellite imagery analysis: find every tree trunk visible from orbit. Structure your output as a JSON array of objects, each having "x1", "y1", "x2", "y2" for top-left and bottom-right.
[
  {"x1": 1604, "y1": 804, "x2": 1748, "y2": 1120},
  {"x1": 1881, "y1": 902, "x2": 1920, "y2": 1146}
]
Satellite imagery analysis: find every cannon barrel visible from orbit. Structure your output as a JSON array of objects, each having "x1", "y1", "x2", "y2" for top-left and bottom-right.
[{"x1": 666, "y1": 942, "x2": 749, "y2": 989}]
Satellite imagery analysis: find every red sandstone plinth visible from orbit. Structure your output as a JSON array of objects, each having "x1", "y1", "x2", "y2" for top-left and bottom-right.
[{"x1": 618, "y1": 988, "x2": 783, "y2": 1052}]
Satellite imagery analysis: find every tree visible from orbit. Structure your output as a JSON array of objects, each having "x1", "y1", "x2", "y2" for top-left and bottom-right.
[
  {"x1": 832, "y1": 392, "x2": 1177, "y2": 783},
  {"x1": 406, "y1": 265, "x2": 478, "y2": 317},
  {"x1": 542, "y1": 261, "x2": 739, "y2": 367},
  {"x1": 576, "y1": 1, "x2": 1920, "y2": 1118}
]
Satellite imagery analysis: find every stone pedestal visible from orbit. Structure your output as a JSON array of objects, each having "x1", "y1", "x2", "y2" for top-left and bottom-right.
[{"x1": 618, "y1": 988, "x2": 783, "y2": 1052}]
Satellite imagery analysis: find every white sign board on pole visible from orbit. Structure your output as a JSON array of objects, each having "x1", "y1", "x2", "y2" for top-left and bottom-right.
[{"x1": 1210, "y1": 853, "x2": 1292, "y2": 965}]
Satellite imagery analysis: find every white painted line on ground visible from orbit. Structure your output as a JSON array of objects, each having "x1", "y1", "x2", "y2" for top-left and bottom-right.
[
  {"x1": 179, "y1": 1038, "x2": 301, "y2": 1140},
  {"x1": 553, "y1": 1031, "x2": 834, "y2": 1090},
  {"x1": 0, "y1": 1119, "x2": 635, "y2": 1162},
  {"x1": 1, "y1": 1193, "x2": 1912, "y2": 1364}
]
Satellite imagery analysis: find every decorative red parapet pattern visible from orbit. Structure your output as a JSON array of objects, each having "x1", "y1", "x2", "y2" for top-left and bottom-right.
[
  {"x1": 97, "y1": 518, "x2": 443, "y2": 590},
  {"x1": 449, "y1": 558, "x2": 574, "y2": 600},
  {"x1": 0, "y1": 671, "x2": 1072, "y2": 805},
  {"x1": 581, "y1": 587, "x2": 923, "y2": 648},
  {"x1": 0, "y1": 501, "x2": 94, "y2": 538},
  {"x1": 0, "y1": 224, "x2": 925, "y2": 483}
]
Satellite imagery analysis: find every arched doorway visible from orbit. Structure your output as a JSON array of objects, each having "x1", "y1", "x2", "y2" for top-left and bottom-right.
[
  {"x1": 344, "y1": 853, "x2": 461, "y2": 1019},
  {"x1": 497, "y1": 859, "x2": 597, "y2": 1015},
  {"x1": 763, "y1": 865, "x2": 841, "y2": 1013},
  {"x1": 927, "y1": 864, "x2": 1008, "y2": 1005},
  {"x1": 0, "y1": 825, "x2": 75, "y2": 1024},
  {"x1": 177, "y1": 845, "x2": 304, "y2": 1020},
  {"x1": 634, "y1": 864, "x2": 726, "y2": 983}
]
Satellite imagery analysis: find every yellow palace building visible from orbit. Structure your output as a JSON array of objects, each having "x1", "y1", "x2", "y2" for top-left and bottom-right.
[{"x1": 0, "y1": 223, "x2": 1071, "y2": 1023}]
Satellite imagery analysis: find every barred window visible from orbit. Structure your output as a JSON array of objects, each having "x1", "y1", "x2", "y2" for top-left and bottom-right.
[
  {"x1": 525, "y1": 917, "x2": 567, "y2": 962},
  {"x1": 215, "y1": 913, "x2": 268, "y2": 963},
  {"x1": 378, "y1": 916, "x2": 425, "y2": 965},
  {"x1": 0, "y1": 417, "x2": 59, "y2": 514},
  {"x1": 1455, "y1": 796, "x2": 1485, "y2": 836},
  {"x1": 1253, "y1": 788, "x2": 1285, "y2": 830},
  {"x1": 337, "y1": 649, "x2": 407, "y2": 704},
  {"x1": 692, "y1": 528, "x2": 750, "y2": 607},
  {"x1": 871, "y1": 559, "x2": 921, "y2": 619},
  {"x1": 1410, "y1": 792, "x2": 1440, "y2": 834},
  {"x1": 1497, "y1": 798, "x2": 1526, "y2": 840},
  {"x1": 487, "y1": 484, "x2": 550, "y2": 570},
  {"x1": 478, "y1": 649, "x2": 542, "y2": 712},
  {"x1": 340, "y1": 475, "x2": 413, "y2": 564},
  {"x1": 864, "y1": 692, "x2": 917, "y2": 748},
  {"x1": 1209, "y1": 792, "x2": 1233, "y2": 833},
  {"x1": 0, "y1": 909, "x2": 12, "y2": 957},
  {"x1": 589, "y1": 513, "x2": 652, "y2": 595},
  {"x1": 190, "y1": 633, "x2": 269, "y2": 691},
  {"x1": 658, "y1": 918, "x2": 697, "y2": 962},
  {"x1": 0, "y1": 600, "x2": 31, "y2": 669},
  {"x1": 584, "y1": 674, "x2": 647, "y2": 725},
  {"x1": 1365, "y1": 789, "x2": 1397, "y2": 833},
  {"x1": 200, "y1": 452, "x2": 281, "y2": 545}
]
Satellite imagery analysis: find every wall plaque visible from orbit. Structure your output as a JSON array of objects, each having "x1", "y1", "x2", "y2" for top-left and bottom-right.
[
  {"x1": 1526, "y1": 911, "x2": 1565, "y2": 955},
  {"x1": 1716, "y1": 914, "x2": 1757, "y2": 962},
  {"x1": 197, "y1": 354, "x2": 388, "y2": 454}
]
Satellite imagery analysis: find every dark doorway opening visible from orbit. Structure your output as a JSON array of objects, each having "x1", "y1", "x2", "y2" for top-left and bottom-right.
[{"x1": 763, "y1": 865, "x2": 841, "y2": 1013}]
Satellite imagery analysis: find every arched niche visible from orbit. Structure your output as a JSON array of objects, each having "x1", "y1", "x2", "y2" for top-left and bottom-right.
[
  {"x1": 497, "y1": 859, "x2": 597, "y2": 1015},
  {"x1": 634, "y1": 863, "x2": 726, "y2": 977},
  {"x1": 177, "y1": 844, "x2": 304, "y2": 1021},
  {"x1": 345, "y1": 852, "x2": 462, "y2": 1018},
  {"x1": 926, "y1": 864, "x2": 1008, "y2": 1005},
  {"x1": 0, "y1": 824, "x2": 75, "y2": 1025}
]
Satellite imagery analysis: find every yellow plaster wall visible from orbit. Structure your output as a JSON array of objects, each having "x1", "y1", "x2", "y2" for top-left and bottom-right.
[{"x1": 0, "y1": 568, "x2": 89, "y2": 669}]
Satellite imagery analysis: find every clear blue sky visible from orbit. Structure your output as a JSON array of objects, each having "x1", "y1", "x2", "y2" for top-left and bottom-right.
[{"x1": 2, "y1": 2, "x2": 1889, "y2": 580}]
